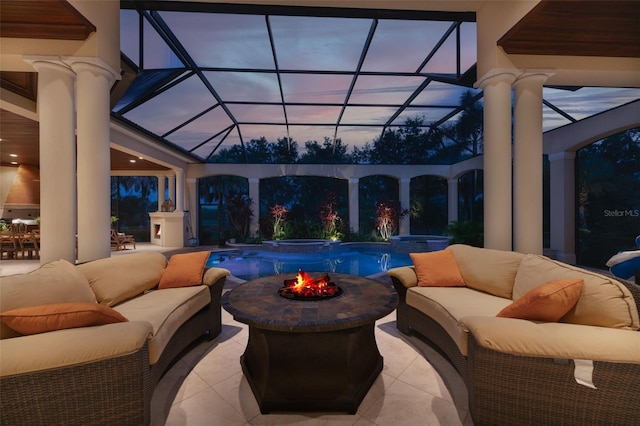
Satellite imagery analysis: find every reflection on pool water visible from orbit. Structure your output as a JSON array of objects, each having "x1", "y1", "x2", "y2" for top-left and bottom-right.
[{"x1": 206, "y1": 247, "x2": 413, "y2": 281}]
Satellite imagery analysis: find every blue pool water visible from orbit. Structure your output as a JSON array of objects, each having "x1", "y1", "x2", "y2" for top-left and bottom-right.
[{"x1": 206, "y1": 247, "x2": 413, "y2": 281}]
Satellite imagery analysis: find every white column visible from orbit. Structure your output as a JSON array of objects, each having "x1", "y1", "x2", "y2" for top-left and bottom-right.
[
  {"x1": 175, "y1": 169, "x2": 184, "y2": 212},
  {"x1": 157, "y1": 175, "x2": 166, "y2": 210},
  {"x1": 513, "y1": 72, "x2": 550, "y2": 255},
  {"x1": 477, "y1": 70, "x2": 517, "y2": 250},
  {"x1": 168, "y1": 175, "x2": 176, "y2": 207},
  {"x1": 71, "y1": 59, "x2": 117, "y2": 262},
  {"x1": 549, "y1": 152, "x2": 577, "y2": 264},
  {"x1": 348, "y1": 177, "x2": 359, "y2": 234},
  {"x1": 27, "y1": 59, "x2": 77, "y2": 264},
  {"x1": 448, "y1": 178, "x2": 459, "y2": 223},
  {"x1": 399, "y1": 178, "x2": 411, "y2": 235},
  {"x1": 248, "y1": 177, "x2": 260, "y2": 237}
]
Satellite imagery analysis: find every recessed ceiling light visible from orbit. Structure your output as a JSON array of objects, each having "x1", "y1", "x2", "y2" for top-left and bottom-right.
[
  {"x1": 129, "y1": 159, "x2": 136, "y2": 163},
  {"x1": 10, "y1": 153, "x2": 18, "y2": 157},
  {"x1": 10, "y1": 161, "x2": 18, "y2": 165},
  {"x1": 138, "y1": 156, "x2": 144, "y2": 160}
]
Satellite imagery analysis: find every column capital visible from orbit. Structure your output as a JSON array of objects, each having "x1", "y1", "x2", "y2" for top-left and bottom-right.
[
  {"x1": 64, "y1": 57, "x2": 120, "y2": 85},
  {"x1": 474, "y1": 68, "x2": 518, "y2": 89},
  {"x1": 548, "y1": 151, "x2": 576, "y2": 162},
  {"x1": 23, "y1": 56, "x2": 75, "y2": 78},
  {"x1": 348, "y1": 177, "x2": 359, "y2": 184},
  {"x1": 513, "y1": 70, "x2": 554, "y2": 89},
  {"x1": 249, "y1": 177, "x2": 260, "y2": 184}
]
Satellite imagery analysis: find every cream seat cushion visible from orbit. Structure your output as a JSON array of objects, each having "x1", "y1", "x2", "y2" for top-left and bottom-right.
[
  {"x1": 460, "y1": 316, "x2": 640, "y2": 363},
  {"x1": 114, "y1": 285, "x2": 211, "y2": 364},
  {"x1": 0, "y1": 260, "x2": 96, "y2": 339},
  {"x1": 0, "y1": 321, "x2": 152, "y2": 377},
  {"x1": 407, "y1": 286, "x2": 512, "y2": 355}
]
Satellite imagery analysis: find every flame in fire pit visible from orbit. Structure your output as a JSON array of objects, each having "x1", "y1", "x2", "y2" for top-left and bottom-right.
[{"x1": 279, "y1": 271, "x2": 342, "y2": 300}]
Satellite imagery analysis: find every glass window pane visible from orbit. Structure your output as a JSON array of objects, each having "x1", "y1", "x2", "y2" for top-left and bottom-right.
[
  {"x1": 544, "y1": 87, "x2": 640, "y2": 122},
  {"x1": 421, "y1": 29, "x2": 457, "y2": 74},
  {"x1": 123, "y1": 75, "x2": 213, "y2": 135},
  {"x1": 411, "y1": 82, "x2": 479, "y2": 106},
  {"x1": 349, "y1": 75, "x2": 426, "y2": 104},
  {"x1": 291, "y1": 125, "x2": 336, "y2": 144},
  {"x1": 392, "y1": 107, "x2": 456, "y2": 125},
  {"x1": 286, "y1": 105, "x2": 342, "y2": 124},
  {"x1": 196, "y1": 128, "x2": 243, "y2": 158},
  {"x1": 281, "y1": 74, "x2": 352, "y2": 104},
  {"x1": 340, "y1": 106, "x2": 398, "y2": 125},
  {"x1": 161, "y1": 12, "x2": 274, "y2": 69},
  {"x1": 336, "y1": 126, "x2": 383, "y2": 148},
  {"x1": 270, "y1": 15, "x2": 372, "y2": 71},
  {"x1": 241, "y1": 124, "x2": 288, "y2": 142},
  {"x1": 120, "y1": 10, "x2": 140, "y2": 66},
  {"x1": 142, "y1": 17, "x2": 183, "y2": 69},
  {"x1": 227, "y1": 104, "x2": 285, "y2": 124},
  {"x1": 204, "y1": 71, "x2": 281, "y2": 102},
  {"x1": 165, "y1": 107, "x2": 234, "y2": 151},
  {"x1": 362, "y1": 20, "x2": 454, "y2": 72},
  {"x1": 460, "y1": 22, "x2": 477, "y2": 74}
]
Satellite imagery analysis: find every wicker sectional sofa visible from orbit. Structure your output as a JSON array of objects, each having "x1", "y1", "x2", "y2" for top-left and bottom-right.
[
  {"x1": 0, "y1": 251, "x2": 229, "y2": 426},
  {"x1": 388, "y1": 244, "x2": 640, "y2": 426}
]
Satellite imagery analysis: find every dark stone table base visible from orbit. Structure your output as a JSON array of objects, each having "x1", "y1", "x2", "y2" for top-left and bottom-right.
[
  {"x1": 241, "y1": 323, "x2": 382, "y2": 414},
  {"x1": 222, "y1": 273, "x2": 398, "y2": 415}
]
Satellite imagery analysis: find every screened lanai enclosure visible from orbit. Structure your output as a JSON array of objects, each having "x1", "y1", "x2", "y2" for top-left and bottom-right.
[{"x1": 110, "y1": 2, "x2": 640, "y2": 268}]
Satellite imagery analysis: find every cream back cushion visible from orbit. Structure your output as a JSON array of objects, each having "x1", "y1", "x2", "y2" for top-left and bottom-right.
[
  {"x1": 0, "y1": 260, "x2": 96, "y2": 339},
  {"x1": 77, "y1": 252, "x2": 167, "y2": 306},
  {"x1": 514, "y1": 254, "x2": 639, "y2": 330},
  {"x1": 448, "y1": 244, "x2": 525, "y2": 299}
]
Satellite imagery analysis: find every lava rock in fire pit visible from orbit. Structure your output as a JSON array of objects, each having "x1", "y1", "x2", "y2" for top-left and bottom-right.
[{"x1": 279, "y1": 271, "x2": 343, "y2": 300}]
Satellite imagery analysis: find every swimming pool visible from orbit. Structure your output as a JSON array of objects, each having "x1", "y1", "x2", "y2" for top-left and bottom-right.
[{"x1": 206, "y1": 247, "x2": 413, "y2": 281}]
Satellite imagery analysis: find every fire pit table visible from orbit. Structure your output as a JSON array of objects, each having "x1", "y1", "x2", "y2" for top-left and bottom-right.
[{"x1": 222, "y1": 273, "x2": 398, "y2": 414}]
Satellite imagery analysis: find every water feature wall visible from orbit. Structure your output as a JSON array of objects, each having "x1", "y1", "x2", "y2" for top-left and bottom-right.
[
  {"x1": 389, "y1": 235, "x2": 451, "y2": 253},
  {"x1": 262, "y1": 239, "x2": 342, "y2": 253}
]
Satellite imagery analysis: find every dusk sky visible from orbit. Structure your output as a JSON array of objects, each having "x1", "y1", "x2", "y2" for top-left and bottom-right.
[{"x1": 116, "y1": 8, "x2": 640, "y2": 160}]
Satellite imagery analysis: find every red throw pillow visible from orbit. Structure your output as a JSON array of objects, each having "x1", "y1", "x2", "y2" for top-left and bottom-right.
[
  {"x1": 497, "y1": 279, "x2": 584, "y2": 321},
  {"x1": 0, "y1": 302, "x2": 128, "y2": 335},
  {"x1": 410, "y1": 249, "x2": 465, "y2": 287},
  {"x1": 158, "y1": 251, "x2": 210, "y2": 289}
]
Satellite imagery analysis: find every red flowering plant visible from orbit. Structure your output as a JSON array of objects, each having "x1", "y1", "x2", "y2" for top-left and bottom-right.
[
  {"x1": 270, "y1": 204, "x2": 289, "y2": 240},
  {"x1": 318, "y1": 192, "x2": 343, "y2": 240},
  {"x1": 376, "y1": 199, "x2": 409, "y2": 241}
]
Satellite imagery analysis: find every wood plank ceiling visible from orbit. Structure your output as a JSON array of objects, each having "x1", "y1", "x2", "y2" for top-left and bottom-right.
[{"x1": 1, "y1": 0, "x2": 638, "y2": 169}]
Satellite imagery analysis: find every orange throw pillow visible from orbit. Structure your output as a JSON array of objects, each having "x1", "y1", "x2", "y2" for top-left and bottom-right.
[
  {"x1": 158, "y1": 251, "x2": 210, "y2": 289},
  {"x1": 497, "y1": 278, "x2": 584, "y2": 321},
  {"x1": 0, "y1": 302, "x2": 128, "y2": 335},
  {"x1": 410, "y1": 249, "x2": 465, "y2": 287}
]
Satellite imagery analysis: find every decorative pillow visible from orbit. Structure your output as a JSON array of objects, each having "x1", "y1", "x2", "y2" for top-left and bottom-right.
[
  {"x1": 410, "y1": 249, "x2": 465, "y2": 287},
  {"x1": 497, "y1": 278, "x2": 584, "y2": 322},
  {"x1": 159, "y1": 251, "x2": 211, "y2": 289},
  {"x1": 0, "y1": 302, "x2": 128, "y2": 335}
]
